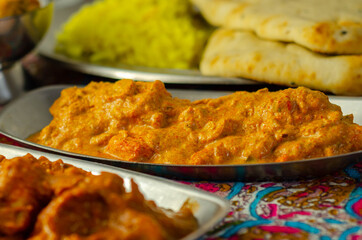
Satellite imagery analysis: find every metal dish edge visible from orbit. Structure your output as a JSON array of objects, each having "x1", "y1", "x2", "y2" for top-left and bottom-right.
[{"x1": 0, "y1": 85, "x2": 361, "y2": 181}]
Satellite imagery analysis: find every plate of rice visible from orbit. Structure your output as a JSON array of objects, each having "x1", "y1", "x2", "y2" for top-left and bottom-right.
[{"x1": 38, "y1": 0, "x2": 257, "y2": 84}]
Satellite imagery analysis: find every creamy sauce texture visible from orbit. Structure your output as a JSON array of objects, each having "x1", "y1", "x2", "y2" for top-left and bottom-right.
[{"x1": 29, "y1": 79, "x2": 362, "y2": 165}]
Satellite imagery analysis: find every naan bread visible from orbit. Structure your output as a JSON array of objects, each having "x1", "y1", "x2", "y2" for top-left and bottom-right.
[
  {"x1": 200, "y1": 28, "x2": 362, "y2": 95},
  {"x1": 191, "y1": 0, "x2": 362, "y2": 54}
]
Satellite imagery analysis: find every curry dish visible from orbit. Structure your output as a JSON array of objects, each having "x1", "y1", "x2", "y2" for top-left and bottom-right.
[
  {"x1": 28, "y1": 79, "x2": 362, "y2": 165},
  {"x1": 0, "y1": 154, "x2": 198, "y2": 239}
]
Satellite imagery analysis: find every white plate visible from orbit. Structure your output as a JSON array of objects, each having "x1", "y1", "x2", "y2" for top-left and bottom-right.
[
  {"x1": 0, "y1": 143, "x2": 230, "y2": 240},
  {"x1": 37, "y1": 0, "x2": 257, "y2": 85}
]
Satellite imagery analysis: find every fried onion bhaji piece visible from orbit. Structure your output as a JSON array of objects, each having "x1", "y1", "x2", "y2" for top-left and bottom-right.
[
  {"x1": 0, "y1": 153, "x2": 198, "y2": 239},
  {"x1": 38, "y1": 158, "x2": 89, "y2": 196},
  {"x1": 0, "y1": 154, "x2": 53, "y2": 237},
  {"x1": 30, "y1": 173, "x2": 198, "y2": 240},
  {"x1": 0, "y1": 236, "x2": 24, "y2": 240},
  {"x1": 0, "y1": 154, "x2": 88, "y2": 239}
]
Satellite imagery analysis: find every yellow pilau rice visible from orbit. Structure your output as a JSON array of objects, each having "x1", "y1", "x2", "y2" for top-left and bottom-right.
[{"x1": 55, "y1": 0, "x2": 212, "y2": 69}]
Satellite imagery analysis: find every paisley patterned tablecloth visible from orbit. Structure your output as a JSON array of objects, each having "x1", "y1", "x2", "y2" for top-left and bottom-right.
[
  {"x1": 0, "y1": 133, "x2": 360, "y2": 240},
  {"x1": 185, "y1": 164, "x2": 362, "y2": 240}
]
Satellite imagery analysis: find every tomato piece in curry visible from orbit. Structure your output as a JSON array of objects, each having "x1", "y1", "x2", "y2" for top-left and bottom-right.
[{"x1": 28, "y1": 79, "x2": 362, "y2": 165}]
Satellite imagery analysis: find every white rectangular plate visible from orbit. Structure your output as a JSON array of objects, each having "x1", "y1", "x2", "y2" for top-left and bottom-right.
[{"x1": 0, "y1": 143, "x2": 230, "y2": 240}]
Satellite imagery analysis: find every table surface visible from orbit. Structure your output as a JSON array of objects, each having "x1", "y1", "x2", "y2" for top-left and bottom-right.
[{"x1": 0, "y1": 54, "x2": 361, "y2": 240}]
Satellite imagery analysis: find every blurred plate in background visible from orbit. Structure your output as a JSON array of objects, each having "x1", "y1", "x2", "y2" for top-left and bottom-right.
[{"x1": 37, "y1": 0, "x2": 258, "y2": 85}]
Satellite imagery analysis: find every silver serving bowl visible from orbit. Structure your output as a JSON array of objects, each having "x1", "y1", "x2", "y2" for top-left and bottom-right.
[{"x1": 0, "y1": 0, "x2": 53, "y2": 103}]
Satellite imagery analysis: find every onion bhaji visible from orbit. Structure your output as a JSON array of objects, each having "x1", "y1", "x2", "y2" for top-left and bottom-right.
[{"x1": 0, "y1": 154, "x2": 198, "y2": 239}]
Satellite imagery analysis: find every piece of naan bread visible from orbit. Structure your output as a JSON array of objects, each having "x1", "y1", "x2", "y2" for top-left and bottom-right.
[
  {"x1": 200, "y1": 28, "x2": 362, "y2": 95},
  {"x1": 191, "y1": 0, "x2": 362, "y2": 54}
]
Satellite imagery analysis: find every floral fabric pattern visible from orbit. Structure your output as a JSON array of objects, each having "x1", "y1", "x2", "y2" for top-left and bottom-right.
[{"x1": 183, "y1": 163, "x2": 362, "y2": 239}]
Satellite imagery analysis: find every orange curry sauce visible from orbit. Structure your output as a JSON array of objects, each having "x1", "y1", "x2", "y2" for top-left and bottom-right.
[{"x1": 28, "y1": 79, "x2": 362, "y2": 165}]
